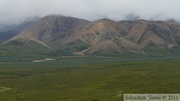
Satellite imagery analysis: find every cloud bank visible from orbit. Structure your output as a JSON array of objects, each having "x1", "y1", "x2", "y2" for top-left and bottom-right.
[{"x1": 0, "y1": 0, "x2": 180, "y2": 24}]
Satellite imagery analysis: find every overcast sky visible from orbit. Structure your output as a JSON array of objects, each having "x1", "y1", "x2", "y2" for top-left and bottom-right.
[{"x1": 0, "y1": 0, "x2": 180, "y2": 24}]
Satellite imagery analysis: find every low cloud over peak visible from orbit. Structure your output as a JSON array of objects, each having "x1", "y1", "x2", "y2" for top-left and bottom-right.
[{"x1": 1, "y1": 0, "x2": 180, "y2": 24}]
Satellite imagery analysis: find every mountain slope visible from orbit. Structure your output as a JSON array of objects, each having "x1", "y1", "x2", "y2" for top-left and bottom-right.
[
  {"x1": 10, "y1": 15, "x2": 90, "y2": 48},
  {"x1": 0, "y1": 39, "x2": 50, "y2": 58},
  {"x1": 3, "y1": 15, "x2": 180, "y2": 56},
  {"x1": 126, "y1": 20, "x2": 178, "y2": 47},
  {"x1": 0, "y1": 20, "x2": 36, "y2": 43},
  {"x1": 66, "y1": 18, "x2": 142, "y2": 54}
]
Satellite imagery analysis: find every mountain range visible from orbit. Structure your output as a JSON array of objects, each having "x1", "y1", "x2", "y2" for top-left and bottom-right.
[{"x1": 1, "y1": 15, "x2": 180, "y2": 57}]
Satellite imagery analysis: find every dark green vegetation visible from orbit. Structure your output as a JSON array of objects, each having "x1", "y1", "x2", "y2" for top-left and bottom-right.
[
  {"x1": 1, "y1": 39, "x2": 180, "y2": 63},
  {"x1": 0, "y1": 40, "x2": 51, "y2": 62},
  {"x1": 0, "y1": 57, "x2": 180, "y2": 101},
  {"x1": 0, "y1": 40, "x2": 75, "y2": 62}
]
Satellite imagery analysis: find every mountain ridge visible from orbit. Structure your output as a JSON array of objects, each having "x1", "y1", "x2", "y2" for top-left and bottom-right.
[{"x1": 2, "y1": 15, "x2": 180, "y2": 56}]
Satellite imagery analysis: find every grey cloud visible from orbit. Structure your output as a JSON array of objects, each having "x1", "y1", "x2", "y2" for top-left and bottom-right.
[{"x1": 0, "y1": 0, "x2": 180, "y2": 24}]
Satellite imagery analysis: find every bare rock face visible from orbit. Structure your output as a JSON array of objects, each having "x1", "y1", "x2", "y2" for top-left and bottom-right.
[{"x1": 5, "y1": 15, "x2": 180, "y2": 55}]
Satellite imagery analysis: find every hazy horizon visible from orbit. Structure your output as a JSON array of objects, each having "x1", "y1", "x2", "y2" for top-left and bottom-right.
[{"x1": 1, "y1": 0, "x2": 180, "y2": 25}]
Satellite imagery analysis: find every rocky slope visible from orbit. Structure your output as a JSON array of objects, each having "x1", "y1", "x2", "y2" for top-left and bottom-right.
[{"x1": 3, "y1": 15, "x2": 180, "y2": 56}]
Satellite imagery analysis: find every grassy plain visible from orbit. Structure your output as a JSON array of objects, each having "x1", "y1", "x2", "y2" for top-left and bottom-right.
[{"x1": 0, "y1": 56, "x2": 180, "y2": 101}]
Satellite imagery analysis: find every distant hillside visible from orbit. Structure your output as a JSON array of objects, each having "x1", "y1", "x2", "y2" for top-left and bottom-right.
[
  {"x1": 0, "y1": 19, "x2": 37, "y2": 43},
  {"x1": 2, "y1": 15, "x2": 180, "y2": 57}
]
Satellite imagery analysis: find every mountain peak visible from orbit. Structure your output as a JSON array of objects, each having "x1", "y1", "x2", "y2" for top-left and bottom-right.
[
  {"x1": 166, "y1": 19, "x2": 180, "y2": 26},
  {"x1": 2, "y1": 15, "x2": 180, "y2": 56}
]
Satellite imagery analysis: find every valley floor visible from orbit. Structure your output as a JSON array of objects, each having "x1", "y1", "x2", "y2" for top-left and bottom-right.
[{"x1": 0, "y1": 57, "x2": 180, "y2": 101}]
